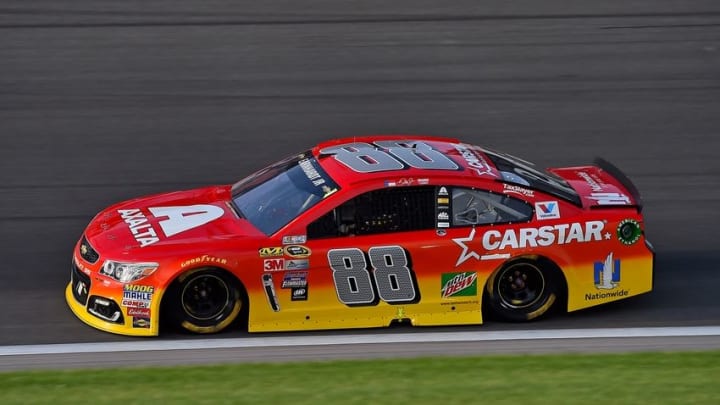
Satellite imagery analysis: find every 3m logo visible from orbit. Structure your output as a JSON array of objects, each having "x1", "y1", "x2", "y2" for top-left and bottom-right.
[
  {"x1": 535, "y1": 201, "x2": 560, "y2": 220},
  {"x1": 263, "y1": 259, "x2": 285, "y2": 272}
]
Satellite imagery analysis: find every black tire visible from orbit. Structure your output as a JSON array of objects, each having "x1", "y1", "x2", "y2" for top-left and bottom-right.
[
  {"x1": 484, "y1": 258, "x2": 560, "y2": 322},
  {"x1": 166, "y1": 268, "x2": 244, "y2": 334}
]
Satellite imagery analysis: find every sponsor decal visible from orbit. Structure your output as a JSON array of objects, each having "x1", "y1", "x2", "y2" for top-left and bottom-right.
[
  {"x1": 441, "y1": 272, "x2": 478, "y2": 298},
  {"x1": 503, "y1": 184, "x2": 534, "y2": 197},
  {"x1": 588, "y1": 192, "x2": 631, "y2": 205},
  {"x1": 282, "y1": 235, "x2": 307, "y2": 245},
  {"x1": 594, "y1": 252, "x2": 620, "y2": 290},
  {"x1": 437, "y1": 197, "x2": 449, "y2": 205},
  {"x1": 452, "y1": 143, "x2": 496, "y2": 177},
  {"x1": 181, "y1": 255, "x2": 228, "y2": 268},
  {"x1": 452, "y1": 221, "x2": 605, "y2": 266},
  {"x1": 577, "y1": 171, "x2": 605, "y2": 192},
  {"x1": 121, "y1": 284, "x2": 154, "y2": 308},
  {"x1": 299, "y1": 157, "x2": 338, "y2": 198},
  {"x1": 438, "y1": 186, "x2": 449, "y2": 196},
  {"x1": 535, "y1": 201, "x2": 560, "y2": 220},
  {"x1": 118, "y1": 209, "x2": 160, "y2": 247},
  {"x1": 123, "y1": 284, "x2": 155, "y2": 293},
  {"x1": 127, "y1": 307, "x2": 151, "y2": 317},
  {"x1": 418, "y1": 178, "x2": 430, "y2": 185},
  {"x1": 119, "y1": 205, "x2": 224, "y2": 247},
  {"x1": 437, "y1": 222, "x2": 450, "y2": 228},
  {"x1": 259, "y1": 247, "x2": 284, "y2": 257},
  {"x1": 263, "y1": 258, "x2": 285, "y2": 272},
  {"x1": 132, "y1": 317, "x2": 151, "y2": 328},
  {"x1": 384, "y1": 180, "x2": 397, "y2": 187},
  {"x1": 282, "y1": 272, "x2": 308, "y2": 288},
  {"x1": 299, "y1": 158, "x2": 328, "y2": 187},
  {"x1": 285, "y1": 245, "x2": 311, "y2": 258},
  {"x1": 262, "y1": 273, "x2": 280, "y2": 311},
  {"x1": 617, "y1": 219, "x2": 642, "y2": 245},
  {"x1": 75, "y1": 279, "x2": 88, "y2": 297},
  {"x1": 148, "y1": 205, "x2": 224, "y2": 237},
  {"x1": 291, "y1": 287, "x2": 308, "y2": 301},
  {"x1": 286, "y1": 259, "x2": 309, "y2": 270},
  {"x1": 74, "y1": 260, "x2": 90, "y2": 275},
  {"x1": 585, "y1": 289, "x2": 629, "y2": 301},
  {"x1": 440, "y1": 300, "x2": 479, "y2": 306},
  {"x1": 437, "y1": 206, "x2": 450, "y2": 220}
]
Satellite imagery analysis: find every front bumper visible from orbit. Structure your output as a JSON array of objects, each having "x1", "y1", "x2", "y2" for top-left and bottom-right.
[{"x1": 66, "y1": 248, "x2": 162, "y2": 337}]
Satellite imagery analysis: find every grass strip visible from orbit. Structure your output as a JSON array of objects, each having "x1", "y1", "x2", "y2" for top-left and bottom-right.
[{"x1": 1, "y1": 351, "x2": 719, "y2": 404}]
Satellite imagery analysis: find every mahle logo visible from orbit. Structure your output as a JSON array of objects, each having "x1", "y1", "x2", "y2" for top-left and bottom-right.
[{"x1": 441, "y1": 272, "x2": 478, "y2": 298}]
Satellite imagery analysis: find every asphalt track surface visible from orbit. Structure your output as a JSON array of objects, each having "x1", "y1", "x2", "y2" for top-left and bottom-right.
[{"x1": 1, "y1": 1, "x2": 720, "y2": 367}]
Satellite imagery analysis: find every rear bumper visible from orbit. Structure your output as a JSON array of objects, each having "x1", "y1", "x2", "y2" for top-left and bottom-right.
[{"x1": 645, "y1": 238, "x2": 656, "y2": 291}]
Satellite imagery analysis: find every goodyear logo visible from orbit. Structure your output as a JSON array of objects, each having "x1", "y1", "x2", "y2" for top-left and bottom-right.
[
  {"x1": 259, "y1": 247, "x2": 284, "y2": 257},
  {"x1": 181, "y1": 255, "x2": 228, "y2": 268}
]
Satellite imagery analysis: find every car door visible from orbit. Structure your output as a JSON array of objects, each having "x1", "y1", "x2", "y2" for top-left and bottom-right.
[
  {"x1": 299, "y1": 185, "x2": 447, "y2": 329},
  {"x1": 440, "y1": 185, "x2": 536, "y2": 314}
]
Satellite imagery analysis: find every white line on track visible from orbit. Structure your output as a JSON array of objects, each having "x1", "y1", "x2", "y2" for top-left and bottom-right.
[{"x1": 2, "y1": 326, "x2": 719, "y2": 356}]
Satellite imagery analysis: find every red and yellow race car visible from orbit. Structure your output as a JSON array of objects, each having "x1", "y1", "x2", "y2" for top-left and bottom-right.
[{"x1": 67, "y1": 136, "x2": 654, "y2": 336}]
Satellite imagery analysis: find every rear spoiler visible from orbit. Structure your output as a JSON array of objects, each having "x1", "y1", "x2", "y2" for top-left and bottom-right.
[{"x1": 593, "y1": 157, "x2": 643, "y2": 213}]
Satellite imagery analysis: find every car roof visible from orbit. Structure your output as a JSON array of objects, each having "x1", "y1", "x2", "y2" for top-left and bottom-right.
[{"x1": 311, "y1": 135, "x2": 500, "y2": 189}]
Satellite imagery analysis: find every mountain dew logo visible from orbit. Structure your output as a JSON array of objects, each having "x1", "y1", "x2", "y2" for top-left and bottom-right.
[{"x1": 441, "y1": 272, "x2": 478, "y2": 298}]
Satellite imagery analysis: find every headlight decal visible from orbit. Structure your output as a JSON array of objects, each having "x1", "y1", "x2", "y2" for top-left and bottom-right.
[{"x1": 101, "y1": 260, "x2": 158, "y2": 283}]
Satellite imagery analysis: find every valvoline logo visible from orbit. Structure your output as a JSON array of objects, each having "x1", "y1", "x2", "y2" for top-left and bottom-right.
[{"x1": 535, "y1": 201, "x2": 560, "y2": 220}]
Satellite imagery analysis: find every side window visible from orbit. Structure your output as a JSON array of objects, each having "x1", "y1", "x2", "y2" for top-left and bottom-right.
[
  {"x1": 308, "y1": 186, "x2": 436, "y2": 239},
  {"x1": 452, "y1": 188, "x2": 532, "y2": 226}
]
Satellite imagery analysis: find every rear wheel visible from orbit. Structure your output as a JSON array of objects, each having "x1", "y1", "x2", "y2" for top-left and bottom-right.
[
  {"x1": 484, "y1": 258, "x2": 560, "y2": 322},
  {"x1": 166, "y1": 268, "x2": 243, "y2": 334}
]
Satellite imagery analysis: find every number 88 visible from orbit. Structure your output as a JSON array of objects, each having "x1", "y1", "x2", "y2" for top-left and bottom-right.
[{"x1": 328, "y1": 246, "x2": 418, "y2": 306}]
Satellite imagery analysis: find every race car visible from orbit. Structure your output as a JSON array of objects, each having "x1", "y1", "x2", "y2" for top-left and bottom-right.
[{"x1": 66, "y1": 136, "x2": 654, "y2": 336}]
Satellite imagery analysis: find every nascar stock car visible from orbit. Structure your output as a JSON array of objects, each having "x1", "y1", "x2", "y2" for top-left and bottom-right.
[{"x1": 67, "y1": 136, "x2": 654, "y2": 336}]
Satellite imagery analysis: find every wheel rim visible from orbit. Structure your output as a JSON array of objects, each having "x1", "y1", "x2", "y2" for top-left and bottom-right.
[
  {"x1": 496, "y1": 262, "x2": 545, "y2": 309},
  {"x1": 181, "y1": 274, "x2": 231, "y2": 321}
]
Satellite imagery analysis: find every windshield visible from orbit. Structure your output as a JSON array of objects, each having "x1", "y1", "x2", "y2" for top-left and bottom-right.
[
  {"x1": 232, "y1": 152, "x2": 340, "y2": 235},
  {"x1": 481, "y1": 148, "x2": 581, "y2": 205}
]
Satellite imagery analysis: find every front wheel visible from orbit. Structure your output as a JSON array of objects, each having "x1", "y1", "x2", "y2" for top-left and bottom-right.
[
  {"x1": 166, "y1": 268, "x2": 243, "y2": 334},
  {"x1": 484, "y1": 259, "x2": 560, "y2": 322}
]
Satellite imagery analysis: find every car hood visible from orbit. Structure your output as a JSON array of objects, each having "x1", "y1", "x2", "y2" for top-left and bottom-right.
[{"x1": 84, "y1": 185, "x2": 264, "y2": 257}]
